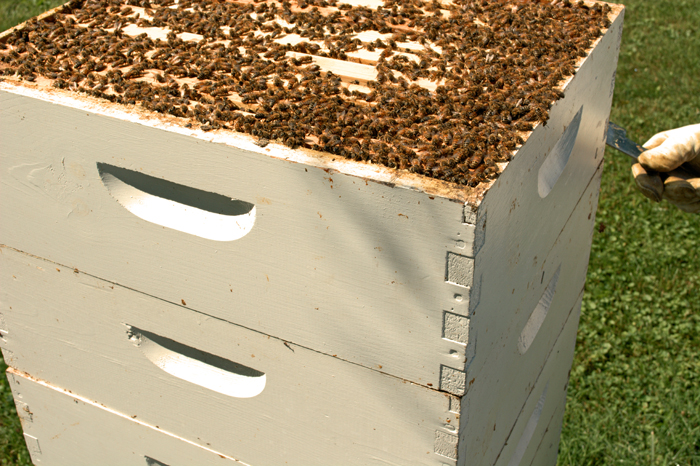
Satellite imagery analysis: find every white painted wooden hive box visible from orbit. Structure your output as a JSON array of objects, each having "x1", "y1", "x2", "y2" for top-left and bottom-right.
[{"x1": 0, "y1": 0, "x2": 623, "y2": 464}]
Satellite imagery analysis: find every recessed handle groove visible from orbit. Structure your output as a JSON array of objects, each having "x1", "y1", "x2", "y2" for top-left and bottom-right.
[
  {"x1": 518, "y1": 265, "x2": 561, "y2": 355},
  {"x1": 97, "y1": 163, "x2": 255, "y2": 241},
  {"x1": 507, "y1": 383, "x2": 548, "y2": 466},
  {"x1": 126, "y1": 325, "x2": 266, "y2": 398},
  {"x1": 538, "y1": 106, "x2": 583, "y2": 198}
]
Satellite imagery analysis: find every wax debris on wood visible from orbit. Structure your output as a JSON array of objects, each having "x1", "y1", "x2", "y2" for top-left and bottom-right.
[{"x1": 0, "y1": 0, "x2": 611, "y2": 187}]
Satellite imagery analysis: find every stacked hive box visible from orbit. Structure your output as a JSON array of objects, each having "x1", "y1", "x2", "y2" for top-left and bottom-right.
[{"x1": 0, "y1": 0, "x2": 623, "y2": 464}]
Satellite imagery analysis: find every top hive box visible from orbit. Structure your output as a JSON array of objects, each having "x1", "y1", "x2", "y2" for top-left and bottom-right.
[{"x1": 0, "y1": 0, "x2": 622, "y2": 392}]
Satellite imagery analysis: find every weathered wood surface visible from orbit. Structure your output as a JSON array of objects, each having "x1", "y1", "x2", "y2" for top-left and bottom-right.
[
  {"x1": 0, "y1": 246, "x2": 457, "y2": 466},
  {"x1": 492, "y1": 295, "x2": 579, "y2": 466},
  {"x1": 516, "y1": 391, "x2": 567, "y2": 466},
  {"x1": 6, "y1": 368, "x2": 242, "y2": 465},
  {"x1": 456, "y1": 164, "x2": 602, "y2": 464},
  {"x1": 0, "y1": 88, "x2": 475, "y2": 390}
]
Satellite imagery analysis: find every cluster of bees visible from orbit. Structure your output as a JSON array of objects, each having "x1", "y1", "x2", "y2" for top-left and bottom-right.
[{"x1": 0, "y1": 0, "x2": 611, "y2": 186}]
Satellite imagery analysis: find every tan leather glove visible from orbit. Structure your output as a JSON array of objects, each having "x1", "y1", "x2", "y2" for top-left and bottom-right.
[{"x1": 631, "y1": 124, "x2": 700, "y2": 213}]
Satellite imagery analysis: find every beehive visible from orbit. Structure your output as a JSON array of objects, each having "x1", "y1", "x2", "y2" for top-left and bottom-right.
[{"x1": 0, "y1": 0, "x2": 623, "y2": 464}]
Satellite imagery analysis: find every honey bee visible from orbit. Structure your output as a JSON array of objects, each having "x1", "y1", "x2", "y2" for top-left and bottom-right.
[{"x1": 0, "y1": 0, "x2": 611, "y2": 185}]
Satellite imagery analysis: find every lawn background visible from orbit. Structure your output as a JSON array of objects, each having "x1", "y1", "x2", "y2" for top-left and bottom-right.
[{"x1": 1, "y1": 0, "x2": 699, "y2": 464}]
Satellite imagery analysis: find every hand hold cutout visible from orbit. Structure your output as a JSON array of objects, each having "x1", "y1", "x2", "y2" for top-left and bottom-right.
[
  {"x1": 538, "y1": 106, "x2": 583, "y2": 198},
  {"x1": 518, "y1": 265, "x2": 561, "y2": 355},
  {"x1": 98, "y1": 163, "x2": 255, "y2": 241},
  {"x1": 126, "y1": 325, "x2": 266, "y2": 398},
  {"x1": 507, "y1": 383, "x2": 548, "y2": 466}
]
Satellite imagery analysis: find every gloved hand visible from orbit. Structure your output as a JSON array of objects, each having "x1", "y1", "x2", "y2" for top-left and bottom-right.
[{"x1": 632, "y1": 123, "x2": 700, "y2": 213}]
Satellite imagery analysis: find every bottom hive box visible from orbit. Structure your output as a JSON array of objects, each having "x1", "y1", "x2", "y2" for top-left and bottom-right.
[
  {"x1": 2, "y1": 295, "x2": 578, "y2": 466},
  {"x1": 0, "y1": 242, "x2": 580, "y2": 466},
  {"x1": 3, "y1": 360, "x2": 571, "y2": 466},
  {"x1": 1, "y1": 244, "x2": 581, "y2": 466},
  {"x1": 0, "y1": 247, "x2": 454, "y2": 466},
  {"x1": 492, "y1": 296, "x2": 580, "y2": 466},
  {"x1": 6, "y1": 367, "x2": 237, "y2": 466}
]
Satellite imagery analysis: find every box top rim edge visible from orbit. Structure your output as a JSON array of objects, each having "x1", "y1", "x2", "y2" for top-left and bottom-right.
[
  {"x1": 0, "y1": 1, "x2": 624, "y2": 206},
  {"x1": 0, "y1": 80, "x2": 493, "y2": 205}
]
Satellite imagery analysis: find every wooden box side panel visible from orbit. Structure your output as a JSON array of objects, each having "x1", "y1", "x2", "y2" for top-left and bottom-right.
[
  {"x1": 457, "y1": 293, "x2": 581, "y2": 466},
  {"x1": 0, "y1": 246, "x2": 456, "y2": 466},
  {"x1": 0, "y1": 89, "x2": 471, "y2": 388},
  {"x1": 6, "y1": 368, "x2": 244, "y2": 466},
  {"x1": 491, "y1": 299, "x2": 579, "y2": 466},
  {"x1": 519, "y1": 396, "x2": 567, "y2": 466},
  {"x1": 454, "y1": 161, "x2": 602, "y2": 463},
  {"x1": 438, "y1": 161, "x2": 602, "y2": 403}
]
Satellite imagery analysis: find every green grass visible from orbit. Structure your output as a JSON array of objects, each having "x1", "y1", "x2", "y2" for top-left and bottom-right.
[
  {"x1": 0, "y1": 0, "x2": 699, "y2": 464},
  {"x1": 0, "y1": 0, "x2": 64, "y2": 33},
  {"x1": 558, "y1": 0, "x2": 700, "y2": 464},
  {"x1": 0, "y1": 359, "x2": 32, "y2": 466}
]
